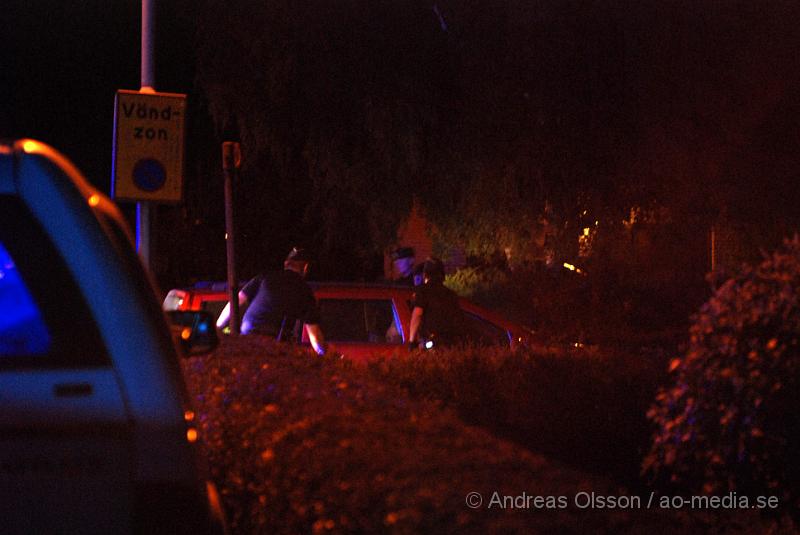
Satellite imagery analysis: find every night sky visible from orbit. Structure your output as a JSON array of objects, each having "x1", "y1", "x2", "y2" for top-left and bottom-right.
[{"x1": 1, "y1": 0, "x2": 192, "y2": 193}]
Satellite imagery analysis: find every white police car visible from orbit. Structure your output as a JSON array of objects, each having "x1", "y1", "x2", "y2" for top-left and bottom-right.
[{"x1": 0, "y1": 140, "x2": 225, "y2": 533}]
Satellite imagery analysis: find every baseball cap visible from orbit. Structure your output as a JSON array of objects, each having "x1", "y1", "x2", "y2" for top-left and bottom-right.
[{"x1": 286, "y1": 246, "x2": 312, "y2": 263}]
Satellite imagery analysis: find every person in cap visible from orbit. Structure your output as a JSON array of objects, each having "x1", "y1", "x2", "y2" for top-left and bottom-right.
[
  {"x1": 408, "y1": 257, "x2": 469, "y2": 349},
  {"x1": 216, "y1": 247, "x2": 328, "y2": 355},
  {"x1": 391, "y1": 247, "x2": 416, "y2": 285}
]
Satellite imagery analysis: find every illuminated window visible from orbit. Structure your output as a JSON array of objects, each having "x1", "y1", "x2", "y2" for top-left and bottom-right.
[{"x1": 0, "y1": 242, "x2": 51, "y2": 355}]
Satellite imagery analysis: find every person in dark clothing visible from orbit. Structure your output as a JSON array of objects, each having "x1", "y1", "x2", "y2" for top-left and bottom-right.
[
  {"x1": 411, "y1": 262, "x2": 424, "y2": 287},
  {"x1": 391, "y1": 247, "x2": 416, "y2": 285},
  {"x1": 408, "y1": 257, "x2": 469, "y2": 348},
  {"x1": 216, "y1": 247, "x2": 328, "y2": 355}
]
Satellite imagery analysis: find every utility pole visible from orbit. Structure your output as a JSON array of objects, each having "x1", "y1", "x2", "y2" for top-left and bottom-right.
[{"x1": 222, "y1": 142, "x2": 242, "y2": 334}]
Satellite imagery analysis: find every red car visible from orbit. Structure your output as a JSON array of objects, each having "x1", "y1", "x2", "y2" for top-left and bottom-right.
[{"x1": 164, "y1": 282, "x2": 535, "y2": 362}]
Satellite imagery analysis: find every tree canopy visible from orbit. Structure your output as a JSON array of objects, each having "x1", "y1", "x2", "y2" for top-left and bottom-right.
[{"x1": 190, "y1": 0, "x2": 800, "y2": 277}]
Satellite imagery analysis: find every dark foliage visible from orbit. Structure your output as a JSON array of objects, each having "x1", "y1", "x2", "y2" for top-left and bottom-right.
[
  {"x1": 644, "y1": 238, "x2": 800, "y2": 517},
  {"x1": 444, "y1": 257, "x2": 701, "y2": 351},
  {"x1": 181, "y1": 337, "x2": 790, "y2": 533},
  {"x1": 182, "y1": 337, "x2": 674, "y2": 533},
  {"x1": 189, "y1": 0, "x2": 800, "y2": 279},
  {"x1": 366, "y1": 344, "x2": 668, "y2": 488},
  {"x1": 181, "y1": 337, "x2": 794, "y2": 533}
]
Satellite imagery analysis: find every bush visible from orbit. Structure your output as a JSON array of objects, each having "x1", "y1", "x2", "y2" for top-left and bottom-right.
[
  {"x1": 444, "y1": 266, "x2": 524, "y2": 323},
  {"x1": 183, "y1": 337, "x2": 781, "y2": 533},
  {"x1": 365, "y1": 343, "x2": 668, "y2": 486},
  {"x1": 643, "y1": 237, "x2": 800, "y2": 514},
  {"x1": 445, "y1": 266, "x2": 511, "y2": 300},
  {"x1": 182, "y1": 337, "x2": 679, "y2": 533}
]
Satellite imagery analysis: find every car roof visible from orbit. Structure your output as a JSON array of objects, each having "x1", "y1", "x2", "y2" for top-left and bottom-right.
[
  {"x1": 180, "y1": 280, "x2": 414, "y2": 294},
  {"x1": 188, "y1": 279, "x2": 411, "y2": 288},
  {"x1": 1, "y1": 139, "x2": 186, "y2": 418},
  {"x1": 173, "y1": 280, "x2": 529, "y2": 333}
]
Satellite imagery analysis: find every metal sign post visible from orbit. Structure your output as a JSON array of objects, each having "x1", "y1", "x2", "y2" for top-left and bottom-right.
[
  {"x1": 111, "y1": 0, "x2": 187, "y2": 273},
  {"x1": 222, "y1": 141, "x2": 242, "y2": 335},
  {"x1": 139, "y1": 0, "x2": 155, "y2": 268}
]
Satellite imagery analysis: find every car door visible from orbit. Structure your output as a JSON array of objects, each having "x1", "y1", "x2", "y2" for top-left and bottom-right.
[
  {"x1": 0, "y1": 187, "x2": 133, "y2": 532},
  {"x1": 314, "y1": 297, "x2": 406, "y2": 362},
  {"x1": 462, "y1": 310, "x2": 512, "y2": 346}
]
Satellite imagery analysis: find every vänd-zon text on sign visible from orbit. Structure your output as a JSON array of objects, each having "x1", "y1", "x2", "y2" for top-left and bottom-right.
[{"x1": 112, "y1": 89, "x2": 186, "y2": 202}]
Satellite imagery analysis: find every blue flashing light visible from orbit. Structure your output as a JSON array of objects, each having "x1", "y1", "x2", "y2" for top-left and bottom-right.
[{"x1": 0, "y1": 242, "x2": 51, "y2": 355}]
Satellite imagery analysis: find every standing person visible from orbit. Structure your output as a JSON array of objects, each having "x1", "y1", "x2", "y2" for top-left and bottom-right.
[
  {"x1": 391, "y1": 247, "x2": 416, "y2": 285},
  {"x1": 216, "y1": 247, "x2": 328, "y2": 355},
  {"x1": 408, "y1": 257, "x2": 469, "y2": 349}
]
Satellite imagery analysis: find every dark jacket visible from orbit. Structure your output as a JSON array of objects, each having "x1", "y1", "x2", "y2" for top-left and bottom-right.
[
  {"x1": 240, "y1": 270, "x2": 320, "y2": 337},
  {"x1": 412, "y1": 282, "x2": 469, "y2": 345}
]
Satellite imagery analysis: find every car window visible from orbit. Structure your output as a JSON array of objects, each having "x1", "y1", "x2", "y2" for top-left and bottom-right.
[
  {"x1": 201, "y1": 300, "x2": 228, "y2": 321},
  {"x1": 0, "y1": 195, "x2": 109, "y2": 367},
  {"x1": 464, "y1": 311, "x2": 509, "y2": 346},
  {"x1": 318, "y1": 298, "x2": 402, "y2": 344}
]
